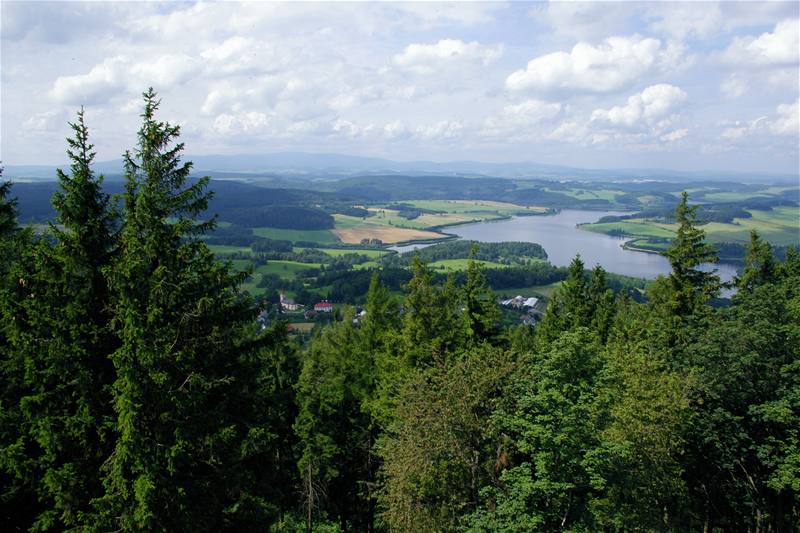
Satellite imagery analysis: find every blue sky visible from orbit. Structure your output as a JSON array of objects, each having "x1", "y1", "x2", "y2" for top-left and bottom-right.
[{"x1": 2, "y1": 1, "x2": 798, "y2": 173}]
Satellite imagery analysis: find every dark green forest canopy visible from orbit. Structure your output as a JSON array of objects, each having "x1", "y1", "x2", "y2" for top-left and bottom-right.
[{"x1": 1, "y1": 93, "x2": 798, "y2": 532}]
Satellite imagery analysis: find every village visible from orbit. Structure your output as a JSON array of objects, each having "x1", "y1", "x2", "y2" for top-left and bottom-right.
[{"x1": 257, "y1": 289, "x2": 544, "y2": 337}]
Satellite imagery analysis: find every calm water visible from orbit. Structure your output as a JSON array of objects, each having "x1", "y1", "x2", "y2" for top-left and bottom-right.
[{"x1": 392, "y1": 209, "x2": 739, "y2": 283}]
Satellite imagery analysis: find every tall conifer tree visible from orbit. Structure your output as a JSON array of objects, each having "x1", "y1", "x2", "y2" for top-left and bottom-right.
[
  {"x1": 0, "y1": 169, "x2": 44, "y2": 531},
  {"x1": 0, "y1": 167, "x2": 17, "y2": 239},
  {"x1": 462, "y1": 244, "x2": 500, "y2": 343},
  {"x1": 661, "y1": 191, "x2": 720, "y2": 316},
  {"x1": 99, "y1": 89, "x2": 277, "y2": 531},
  {"x1": 737, "y1": 230, "x2": 777, "y2": 293},
  {"x1": 1, "y1": 112, "x2": 120, "y2": 530}
]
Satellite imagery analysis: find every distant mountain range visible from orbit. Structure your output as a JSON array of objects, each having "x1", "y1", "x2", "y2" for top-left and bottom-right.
[{"x1": 4, "y1": 152, "x2": 797, "y2": 183}]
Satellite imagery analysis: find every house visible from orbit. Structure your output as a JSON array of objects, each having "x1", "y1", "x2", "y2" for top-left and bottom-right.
[
  {"x1": 523, "y1": 297, "x2": 539, "y2": 309},
  {"x1": 256, "y1": 308, "x2": 271, "y2": 330},
  {"x1": 500, "y1": 295, "x2": 539, "y2": 310},
  {"x1": 352, "y1": 309, "x2": 367, "y2": 325},
  {"x1": 280, "y1": 292, "x2": 302, "y2": 312},
  {"x1": 314, "y1": 300, "x2": 333, "y2": 312}
]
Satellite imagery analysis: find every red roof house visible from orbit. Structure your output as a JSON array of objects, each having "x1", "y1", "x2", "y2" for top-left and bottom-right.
[{"x1": 314, "y1": 301, "x2": 333, "y2": 312}]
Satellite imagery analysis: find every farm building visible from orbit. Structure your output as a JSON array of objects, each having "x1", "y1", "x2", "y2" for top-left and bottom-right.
[
  {"x1": 314, "y1": 300, "x2": 334, "y2": 312},
  {"x1": 280, "y1": 292, "x2": 303, "y2": 312},
  {"x1": 500, "y1": 295, "x2": 539, "y2": 310}
]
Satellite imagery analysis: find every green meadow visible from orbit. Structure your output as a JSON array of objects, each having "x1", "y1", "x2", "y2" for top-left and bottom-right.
[{"x1": 252, "y1": 227, "x2": 340, "y2": 244}]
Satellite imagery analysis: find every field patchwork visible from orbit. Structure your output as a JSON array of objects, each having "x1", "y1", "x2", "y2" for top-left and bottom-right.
[
  {"x1": 332, "y1": 214, "x2": 443, "y2": 244},
  {"x1": 582, "y1": 207, "x2": 799, "y2": 247}
]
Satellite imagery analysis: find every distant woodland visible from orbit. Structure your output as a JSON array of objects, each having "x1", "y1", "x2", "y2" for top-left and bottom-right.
[{"x1": 1, "y1": 91, "x2": 798, "y2": 532}]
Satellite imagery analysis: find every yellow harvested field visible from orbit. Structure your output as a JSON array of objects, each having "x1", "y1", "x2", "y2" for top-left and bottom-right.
[
  {"x1": 413, "y1": 213, "x2": 476, "y2": 226},
  {"x1": 288, "y1": 322, "x2": 315, "y2": 333},
  {"x1": 333, "y1": 225, "x2": 443, "y2": 244}
]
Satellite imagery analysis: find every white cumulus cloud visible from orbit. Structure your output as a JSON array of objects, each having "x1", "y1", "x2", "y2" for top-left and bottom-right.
[
  {"x1": 50, "y1": 56, "x2": 129, "y2": 105},
  {"x1": 213, "y1": 112, "x2": 270, "y2": 135},
  {"x1": 591, "y1": 84, "x2": 688, "y2": 128},
  {"x1": 720, "y1": 74, "x2": 749, "y2": 98},
  {"x1": 50, "y1": 54, "x2": 200, "y2": 106},
  {"x1": 130, "y1": 54, "x2": 201, "y2": 88},
  {"x1": 394, "y1": 39, "x2": 503, "y2": 75},
  {"x1": 771, "y1": 99, "x2": 800, "y2": 136},
  {"x1": 721, "y1": 19, "x2": 799, "y2": 67},
  {"x1": 482, "y1": 99, "x2": 562, "y2": 140},
  {"x1": 660, "y1": 128, "x2": 689, "y2": 142},
  {"x1": 720, "y1": 99, "x2": 799, "y2": 140},
  {"x1": 200, "y1": 37, "x2": 284, "y2": 76},
  {"x1": 506, "y1": 36, "x2": 686, "y2": 94},
  {"x1": 22, "y1": 110, "x2": 67, "y2": 132}
]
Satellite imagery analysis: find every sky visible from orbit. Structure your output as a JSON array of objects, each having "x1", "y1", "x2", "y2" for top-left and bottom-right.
[{"x1": 1, "y1": 1, "x2": 799, "y2": 174}]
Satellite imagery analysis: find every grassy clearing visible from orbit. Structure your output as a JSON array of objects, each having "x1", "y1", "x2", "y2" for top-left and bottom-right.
[
  {"x1": 703, "y1": 191, "x2": 770, "y2": 202},
  {"x1": 625, "y1": 238, "x2": 669, "y2": 252},
  {"x1": 367, "y1": 208, "x2": 480, "y2": 229},
  {"x1": 546, "y1": 188, "x2": 622, "y2": 201},
  {"x1": 702, "y1": 207, "x2": 800, "y2": 246},
  {"x1": 240, "y1": 260, "x2": 322, "y2": 295},
  {"x1": 239, "y1": 280, "x2": 265, "y2": 296},
  {"x1": 497, "y1": 282, "x2": 562, "y2": 299},
  {"x1": 252, "y1": 227, "x2": 340, "y2": 244},
  {"x1": 750, "y1": 207, "x2": 799, "y2": 225},
  {"x1": 405, "y1": 199, "x2": 546, "y2": 217},
  {"x1": 333, "y1": 214, "x2": 443, "y2": 244},
  {"x1": 757, "y1": 186, "x2": 799, "y2": 195},
  {"x1": 637, "y1": 195, "x2": 664, "y2": 206},
  {"x1": 256, "y1": 261, "x2": 321, "y2": 278},
  {"x1": 223, "y1": 259, "x2": 253, "y2": 272},
  {"x1": 582, "y1": 220, "x2": 675, "y2": 239},
  {"x1": 353, "y1": 261, "x2": 381, "y2": 270},
  {"x1": 297, "y1": 247, "x2": 390, "y2": 258},
  {"x1": 582, "y1": 207, "x2": 799, "y2": 247},
  {"x1": 208, "y1": 244, "x2": 251, "y2": 255},
  {"x1": 428, "y1": 259, "x2": 509, "y2": 271}
]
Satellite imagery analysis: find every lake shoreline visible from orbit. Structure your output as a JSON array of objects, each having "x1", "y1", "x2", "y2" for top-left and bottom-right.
[{"x1": 393, "y1": 210, "x2": 740, "y2": 283}]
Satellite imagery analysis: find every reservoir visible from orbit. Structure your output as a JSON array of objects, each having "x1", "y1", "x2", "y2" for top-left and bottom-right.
[{"x1": 393, "y1": 209, "x2": 739, "y2": 283}]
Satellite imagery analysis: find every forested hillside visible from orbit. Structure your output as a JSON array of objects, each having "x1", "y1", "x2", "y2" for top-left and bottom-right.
[{"x1": 2, "y1": 92, "x2": 798, "y2": 532}]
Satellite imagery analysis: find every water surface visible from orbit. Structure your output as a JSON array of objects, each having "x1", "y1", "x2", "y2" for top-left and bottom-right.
[{"x1": 393, "y1": 209, "x2": 738, "y2": 283}]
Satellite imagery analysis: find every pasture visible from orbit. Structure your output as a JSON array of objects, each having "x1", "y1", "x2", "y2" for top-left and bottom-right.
[
  {"x1": 581, "y1": 220, "x2": 675, "y2": 239},
  {"x1": 252, "y1": 227, "x2": 340, "y2": 244},
  {"x1": 546, "y1": 188, "x2": 622, "y2": 202},
  {"x1": 582, "y1": 208, "x2": 799, "y2": 247},
  {"x1": 428, "y1": 259, "x2": 509, "y2": 271},
  {"x1": 208, "y1": 244, "x2": 252, "y2": 255},
  {"x1": 256, "y1": 260, "x2": 321, "y2": 278},
  {"x1": 298, "y1": 247, "x2": 390, "y2": 258}
]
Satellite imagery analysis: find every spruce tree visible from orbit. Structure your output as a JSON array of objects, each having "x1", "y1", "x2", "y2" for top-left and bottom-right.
[
  {"x1": 462, "y1": 244, "x2": 500, "y2": 344},
  {"x1": 98, "y1": 89, "x2": 277, "y2": 531},
  {"x1": 0, "y1": 170, "x2": 44, "y2": 531},
  {"x1": 0, "y1": 167, "x2": 18, "y2": 239},
  {"x1": 363, "y1": 272, "x2": 397, "y2": 342},
  {"x1": 661, "y1": 191, "x2": 720, "y2": 316},
  {"x1": 294, "y1": 309, "x2": 374, "y2": 532},
  {"x1": 736, "y1": 230, "x2": 777, "y2": 293},
  {"x1": 535, "y1": 255, "x2": 590, "y2": 345},
  {"x1": 562, "y1": 255, "x2": 590, "y2": 325},
  {"x1": 401, "y1": 256, "x2": 458, "y2": 365},
  {"x1": 15, "y1": 109, "x2": 120, "y2": 530},
  {"x1": 0, "y1": 112, "x2": 122, "y2": 531},
  {"x1": 587, "y1": 265, "x2": 615, "y2": 342}
]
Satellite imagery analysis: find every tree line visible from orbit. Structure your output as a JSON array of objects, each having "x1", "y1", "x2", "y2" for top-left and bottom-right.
[{"x1": 1, "y1": 91, "x2": 798, "y2": 532}]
